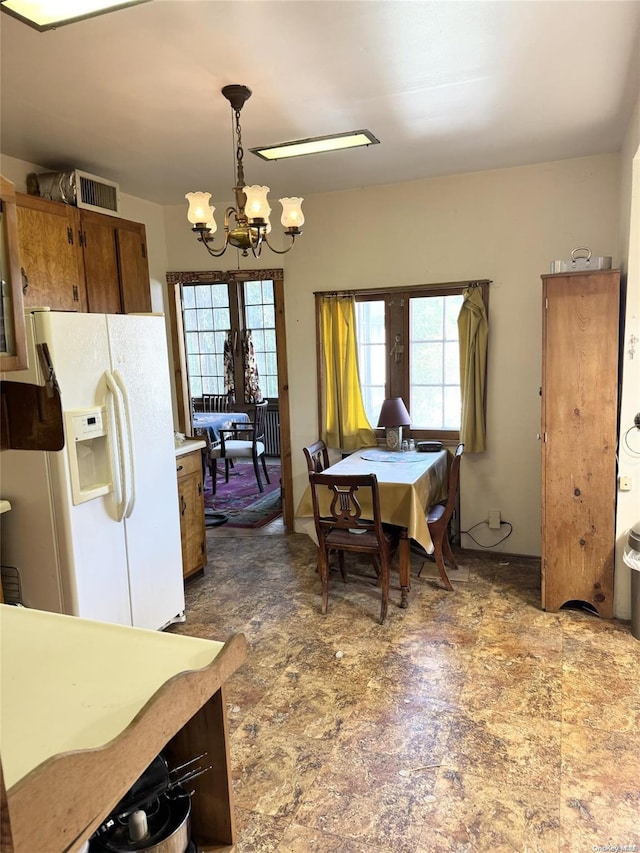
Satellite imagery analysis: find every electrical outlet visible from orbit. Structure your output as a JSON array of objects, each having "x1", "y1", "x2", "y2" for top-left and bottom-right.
[{"x1": 488, "y1": 509, "x2": 501, "y2": 529}]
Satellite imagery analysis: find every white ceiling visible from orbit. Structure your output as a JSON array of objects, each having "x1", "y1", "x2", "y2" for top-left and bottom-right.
[{"x1": 1, "y1": 1, "x2": 639, "y2": 207}]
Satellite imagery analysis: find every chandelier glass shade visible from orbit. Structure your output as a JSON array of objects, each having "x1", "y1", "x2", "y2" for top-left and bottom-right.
[{"x1": 185, "y1": 85, "x2": 304, "y2": 258}]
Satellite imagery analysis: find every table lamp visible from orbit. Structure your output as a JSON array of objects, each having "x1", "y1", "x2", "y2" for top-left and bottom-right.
[{"x1": 377, "y1": 397, "x2": 411, "y2": 450}]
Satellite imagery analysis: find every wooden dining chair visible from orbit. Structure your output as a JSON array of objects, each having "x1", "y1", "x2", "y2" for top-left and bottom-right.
[
  {"x1": 419, "y1": 443, "x2": 464, "y2": 590},
  {"x1": 202, "y1": 394, "x2": 231, "y2": 413},
  {"x1": 303, "y1": 439, "x2": 330, "y2": 474},
  {"x1": 303, "y1": 440, "x2": 332, "y2": 575},
  {"x1": 214, "y1": 400, "x2": 270, "y2": 492},
  {"x1": 309, "y1": 472, "x2": 400, "y2": 624}
]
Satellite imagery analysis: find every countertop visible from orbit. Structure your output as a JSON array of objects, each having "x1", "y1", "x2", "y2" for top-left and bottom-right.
[
  {"x1": 174, "y1": 437, "x2": 205, "y2": 457},
  {"x1": 0, "y1": 604, "x2": 225, "y2": 791}
]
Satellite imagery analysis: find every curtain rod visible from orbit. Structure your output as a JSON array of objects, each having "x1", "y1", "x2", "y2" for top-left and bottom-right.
[{"x1": 314, "y1": 279, "x2": 492, "y2": 297}]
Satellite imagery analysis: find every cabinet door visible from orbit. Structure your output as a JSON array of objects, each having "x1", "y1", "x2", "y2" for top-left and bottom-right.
[
  {"x1": 16, "y1": 193, "x2": 86, "y2": 311},
  {"x1": 80, "y1": 210, "x2": 151, "y2": 314},
  {"x1": 81, "y1": 212, "x2": 122, "y2": 314},
  {"x1": 0, "y1": 176, "x2": 28, "y2": 371},
  {"x1": 541, "y1": 270, "x2": 620, "y2": 617},
  {"x1": 176, "y1": 451, "x2": 206, "y2": 580},
  {"x1": 116, "y1": 223, "x2": 151, "y2": 313}
]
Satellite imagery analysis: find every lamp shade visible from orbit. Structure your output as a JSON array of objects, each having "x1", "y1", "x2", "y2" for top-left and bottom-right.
[
  {"x1": 244, "y1": 185, "x2": 271, "y2": 222},
  {"x1": 204, "y1": 205, "x2": 217, "y2": 234},
  {"x1": 279, "y1": 197, "x2": 304, "y2": 230},
  {"x1": 185, "y1": 192, "x2": 212, "y2": 225},
  {"x1": 377, "y1": 397, "x2": 411, "y2": 427}
]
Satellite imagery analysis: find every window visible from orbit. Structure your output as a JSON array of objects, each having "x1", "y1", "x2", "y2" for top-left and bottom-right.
[
  {"x1": 181, "y1": 278, "x2": 278, "y2": 403},
  {"x1": 408, "y1": 293, "x2": 463, "y2": 430},
  {"x1": 243, "y1": 280, "x2": 278, "y2": 399},
  {"x1": 182, "y1": 282, "x2": 230, "y2": 398},
  {"x1": 354, "y1": 283, "x2": 488, "y2": 440},
  {"x1": 355, "y1": 299, "x2": 386, "y2": 423}
]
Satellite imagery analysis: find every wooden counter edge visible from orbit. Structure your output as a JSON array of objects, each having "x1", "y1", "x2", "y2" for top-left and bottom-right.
[{"x1": 3, "y1": 631, "x2": 247, "y2": 853}]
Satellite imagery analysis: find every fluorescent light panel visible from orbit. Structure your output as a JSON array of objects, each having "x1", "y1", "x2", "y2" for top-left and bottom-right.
[
  {"x1": 1, "y1": 0, "x2": 151, "y2": 30},
  {"x1": 251, "y1": 130, "x2": 379, "y2": 161}
]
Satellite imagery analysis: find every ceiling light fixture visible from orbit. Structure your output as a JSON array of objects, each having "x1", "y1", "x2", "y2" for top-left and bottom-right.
[
  {"x1": 0, "y1": 0, "x2": 151, "y2": 31},
  {"x1": 185, "y1": 85, "x2": 304, "y2": 259},
  {"x1": 251, "y1": 129, "x2": 379, "y2": 161}
]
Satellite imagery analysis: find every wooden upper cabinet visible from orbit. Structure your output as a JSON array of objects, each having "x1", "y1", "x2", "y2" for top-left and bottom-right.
[
  {"x1": 0, "y1": 176, "x2": 28, "y2": 371},
  {"x1": 80, "y1": 209, "x2": 151, "y2": 314},
  {"x1": 16, "y1": 193, "x2": 86, "y2": 312},
  {"x1": 15, "y1": 194, "x2": 151, "y2": 316},
  {"x1": 114, "y1": 220, "x2": 151, "y2": 313},
  {"x1": 80, "y1": 211, "x2": 122, "y2": 313}
]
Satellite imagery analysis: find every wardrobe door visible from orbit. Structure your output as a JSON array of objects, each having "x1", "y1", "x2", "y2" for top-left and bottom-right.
[{"x1": 541, "y1": 269, "x2": 620, "y2": 618}]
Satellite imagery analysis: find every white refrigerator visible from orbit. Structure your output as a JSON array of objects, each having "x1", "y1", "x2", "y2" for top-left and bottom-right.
[{"x1": 0, "y1": 309, "x2": 186, "y2": 630}]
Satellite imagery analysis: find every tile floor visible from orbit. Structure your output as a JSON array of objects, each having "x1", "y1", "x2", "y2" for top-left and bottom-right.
[{"x1": 170, "y1": 520, "x2": 640, "y2": 852}]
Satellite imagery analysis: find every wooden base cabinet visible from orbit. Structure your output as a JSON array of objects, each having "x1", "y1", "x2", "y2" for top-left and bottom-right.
[
  {"x1": 540, "y1": 269, "x2": 620, "y2": 617},
  {"x1": 176, "y1": 442, "x2": 207, "y2": 580}
]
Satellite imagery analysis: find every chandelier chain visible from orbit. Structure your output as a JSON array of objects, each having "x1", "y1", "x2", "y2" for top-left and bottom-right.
[{"x1": 235, "y1": 108, "x2": 245, "y2": 188}]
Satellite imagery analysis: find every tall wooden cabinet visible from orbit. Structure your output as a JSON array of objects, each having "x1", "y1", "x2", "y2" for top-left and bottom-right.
[
  {"x1": 16, "y1": 193, "x2": 151, "y2": 315},
  {"x1": 540, "y1": 269, "x2": 620, "y2": 618}
]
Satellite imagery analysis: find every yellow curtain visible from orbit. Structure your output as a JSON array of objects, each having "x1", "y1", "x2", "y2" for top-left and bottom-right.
[
  {"x1": 458, "y1": 286, "x2": 488, "y2": 452},
  {"x1": 320, "y1": 295, "x2": 377, "y2": 451}
]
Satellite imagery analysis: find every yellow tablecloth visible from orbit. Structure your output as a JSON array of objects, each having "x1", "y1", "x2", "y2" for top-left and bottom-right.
[{"x1": 296, "y1": 447, "x2": 448, "y2": 554}]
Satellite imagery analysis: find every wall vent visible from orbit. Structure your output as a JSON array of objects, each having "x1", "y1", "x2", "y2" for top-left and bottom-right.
[{"x1": 27, "y1": 169, "x2": 121, "y2": 216}]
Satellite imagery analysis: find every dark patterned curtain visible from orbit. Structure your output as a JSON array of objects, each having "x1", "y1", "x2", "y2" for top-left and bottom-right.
[
  {"x1": 223, "y1": 330, "x2": 235, "y2": 402},
  {"x1": 243, "y1": 330, "x2": 263, "y2": 403}
]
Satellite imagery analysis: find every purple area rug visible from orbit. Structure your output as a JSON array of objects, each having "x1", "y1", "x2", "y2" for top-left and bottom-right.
[{"x1": 203, "y1": 460, "x2": 282, "y2": 528}]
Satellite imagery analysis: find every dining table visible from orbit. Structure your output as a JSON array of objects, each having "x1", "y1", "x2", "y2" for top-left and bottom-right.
[
  {"x1": 295, "y1": 446, "x2": 449, "y2": 609},
  {"x1": 192, "y1": 410, "x2": 250, "y2": 441}
]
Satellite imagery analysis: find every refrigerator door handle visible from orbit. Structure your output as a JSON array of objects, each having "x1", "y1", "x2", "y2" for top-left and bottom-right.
[
  {"x1": 113, "y1": 369, "x2": 136, "y2": 519},
  {"x1": 105, "y1": 374, "x2": 124, "y2": 515},
  {"x1": 105, "y1": 370, "x2": 129, "y2": 522}
]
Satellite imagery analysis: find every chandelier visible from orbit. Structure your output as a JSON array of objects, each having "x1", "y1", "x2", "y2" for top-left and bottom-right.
[{"x1": 185, "y1": 85, "x2": 304, "y2": 258}]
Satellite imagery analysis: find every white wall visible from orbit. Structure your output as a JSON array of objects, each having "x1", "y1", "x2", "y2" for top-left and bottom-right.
[{"x1": 164, "y1": 153, "x2": 621, "y2": 564}]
